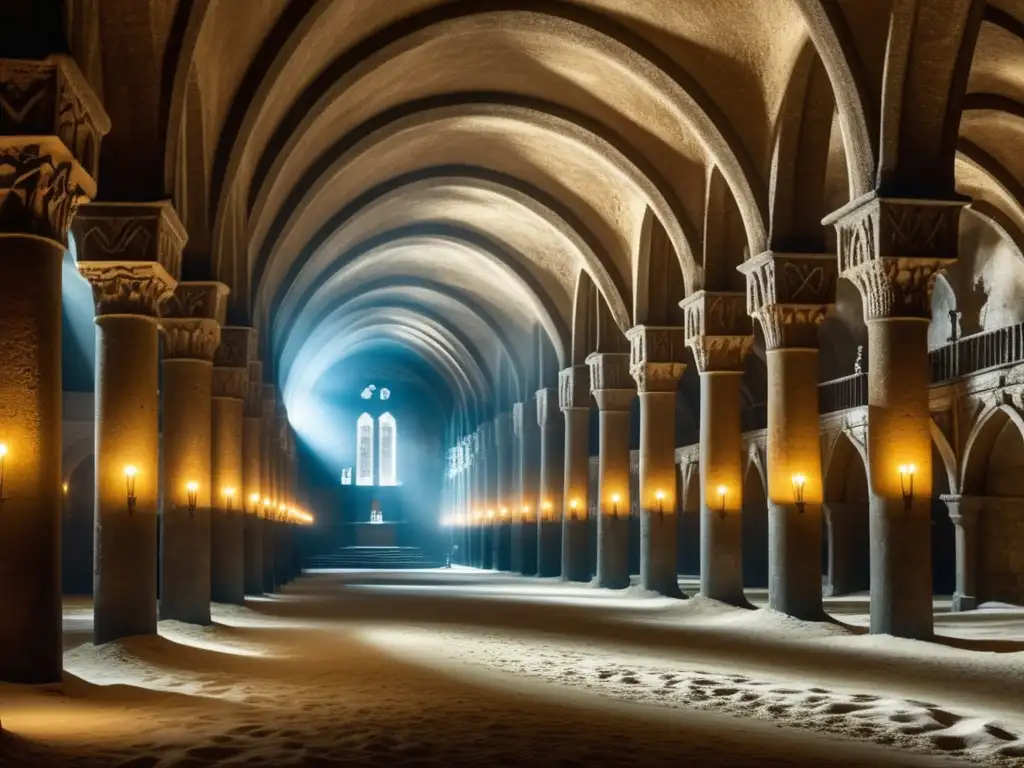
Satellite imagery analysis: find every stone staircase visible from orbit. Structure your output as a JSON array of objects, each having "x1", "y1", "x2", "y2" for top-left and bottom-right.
[{"x1": 305, "y1": 546, "x2": 444, "y2": 570}]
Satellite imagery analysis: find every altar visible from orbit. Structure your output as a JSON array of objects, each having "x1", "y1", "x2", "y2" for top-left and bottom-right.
[{"x1": 341, "y1": 499, "x2": 408, "y2": 547}]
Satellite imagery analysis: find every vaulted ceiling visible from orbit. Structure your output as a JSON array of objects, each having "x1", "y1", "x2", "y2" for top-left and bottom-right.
[{"x1": 58, "y1": 0, "x2": 1020, "y2": 430}]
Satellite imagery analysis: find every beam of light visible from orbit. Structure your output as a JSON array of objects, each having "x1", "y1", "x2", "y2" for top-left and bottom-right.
[{"x1": 62, "y1": 238, "x2": 96, "y2": 380}]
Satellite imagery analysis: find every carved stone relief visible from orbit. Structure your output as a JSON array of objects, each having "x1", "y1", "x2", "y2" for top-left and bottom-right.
[{"x1": 77, "y1": 262, "x2": 176, "y2": 317}]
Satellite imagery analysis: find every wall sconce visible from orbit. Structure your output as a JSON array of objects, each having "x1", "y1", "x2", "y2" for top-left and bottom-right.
[
  {"x1": 186, "y1": 481, "x2": 199, "y2": 514},
  {"x1": 521, "y1": 504, "x2": 529, "y2": 522},
  {"x1": 655, "y1": 489, "x2": 665, "y2": 518},
  {"x1": 499, "y1": 506, "x2": 508, "y2": 519},
  {"x1": 611, "y1": 493, "x2": 621, "y2": 520},
  {"x1": 62, "y1": 480, "x2": 69, "y2": 496},
  {"x1": 263, "y1": 497, "x2": 272, "y2": 520},
  {"x1": 0, "y1": 442, "x2": 8, "y2": 508},
  {"x1": 791, "y1": 473, "x2": 807, "y2": 514},
  {"x1": 487, "y1": 509, "x2": 495, "y2": 521},
  {"x1": 569, "y1": 498, "x2": 579, "y2": 520},
  {"x1": 124, "y1": 465, "x2": 138, "y2": 514},
  {"x1": 223, "y1": 487, "x2": 236, "y2": 518},
  {"x1": 716, "y1": 484, "x2": 727, "y2": 520},
  {"x1": 542, "y1": 500, "x2": 553, "y2": 521},
  {"x1": 250, "y1": 493, "x2": 260, "y2": 515},
  {"x1": 898, "y1": 464, "x2": 915, "y2": 512}
]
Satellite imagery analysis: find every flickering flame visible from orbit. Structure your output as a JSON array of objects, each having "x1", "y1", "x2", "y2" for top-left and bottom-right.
[
  {"x1": 186, "y1": 481, "x2": 199, "y2": 492},
  {"x1": 655, "y1": 489, "x2": 665, "y2": 501},
  {"x1": 123, "y1": 465, "x2": 138, "y2": 478}
]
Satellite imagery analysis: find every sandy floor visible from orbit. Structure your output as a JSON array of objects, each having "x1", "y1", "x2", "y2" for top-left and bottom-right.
[{"x1": 1, "y1": 570, "x2": 1023, "y2": 767}]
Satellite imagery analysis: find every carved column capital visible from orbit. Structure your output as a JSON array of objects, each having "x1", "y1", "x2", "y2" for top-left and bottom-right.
[
  {"x1": 826, "y1": 193, "x2": 965, "y2": 320},
  {"x1": 159, "y1": 281, "x2": 229, "y2": 361},
  {"x1": 73, "y1": 201, "x2": 185, "y2": 317},
  {"x1": 737, "y1": 251, "x2": 837, "y2": 350},
  {"x1": 246, "y1": 362, "x2": 265, "y2": 419},
  {"x1": 940, "y1": 493, "x2": 980, "y2": 527},
  {"x1": 679, "y1": 290, "x2": 753, "y2": 373},
  {"x1": 536, "y1": 387, "x2": 563, "y2": 428},
  {"x1": 0, "y1": 56, "x2": 108, "y2": 246},
  {"x1": 161, "y1": 318, "x2": 220, "y2": 361},
  {"x1": 214, "y1": 327, "x2": 255, "y2": 400},
  {"x1": 626, "y1": 325, "x2": 687, "y2": 392},
  {"x1": 586, "y1": 352, "x2": 634, "y2": 411},
  {"x1": 77, "y1": 261, "x2": 177, "y2": 317},
  {"x1": 558, "y1": 365, "x2": 591, "y2": 410}
]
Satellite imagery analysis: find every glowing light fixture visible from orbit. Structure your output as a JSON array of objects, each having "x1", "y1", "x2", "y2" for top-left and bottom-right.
[
  {"x1": 186, "y1": 481, "x2": 199, "y2": 514},
  {"x1": 716, "y1": 484, "x2": 727, "y2": 520},
  {"x1": 499, "y1": 506, "x2": 508, "y2": 518},
  {"x1": 569, "y1": 498, "x2": 579, "y2": 520},
  {"x1": 898, "y1": 464, "x2": 916, "y2": 512},
  {"x1": 611, "y1": 493, "x2": 621, "y2": 519},
  {"x1": 124, "y1": 465, "x2": 138, "y2": 514},
  {"x1": 655, "y1": 489, "x2": 665, "y2": 517},
  {"x1": 0, "y1": 443, "x2": 8, "y2": 507},
  {"x1": 249, "y1": 493, "x2": 260, "y2": 515},
  {"x1": 262, "y1": 497, "x2": 272, "y2": 520},
  {"x1": 223, "y1": 487, "x2": 236, "y2": 517},
  {"x1": 791, "y1": 473, "x2": 807, "y2": 514}
]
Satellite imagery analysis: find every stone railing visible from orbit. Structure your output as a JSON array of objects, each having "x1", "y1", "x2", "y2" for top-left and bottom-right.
[
  {"x1": 931, "y1": 322, "x2": 1024, "y2": 383},
  {"x1": 739, "y1": 322, "x2": 1024, "y2": 428}
]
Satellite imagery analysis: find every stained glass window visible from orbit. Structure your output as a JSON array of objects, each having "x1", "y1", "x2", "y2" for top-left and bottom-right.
[
  {"x1": 356, "y1": 413, "x2": 374, "y2": 485},
  {"x1": 379, "y1": 412, "x2": 397, "y2": 486}
]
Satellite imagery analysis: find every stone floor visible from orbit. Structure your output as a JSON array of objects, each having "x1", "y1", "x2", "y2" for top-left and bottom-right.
[{"x1": 1, "y1": 570, "x2": 1022, "y2": 766}]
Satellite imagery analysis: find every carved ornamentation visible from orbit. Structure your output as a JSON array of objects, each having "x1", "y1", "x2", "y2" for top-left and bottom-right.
[
  {"x1": 679, "y1": 291, "x2": 754, "y2": 373},
  {"x1": 215, "y1": 327, "x2": 256, "y2": 368},
  {"x1": 161, "y1": 318, "x2": 220, "y2": 361},
  {"x1": 0, "y1": 140, "x2": 94, "y2": 244},
  {"x1": 626, "y1": 325, "x2": 688, "y2": 392},
  {"x1": 73, "y1": 202, "x2": 186, "y2": 283},
  {"x1": 0, "y1": 56, "x2": 108, "y2": 180},
  {"x1": 77, "y1": 262, "x2": 176, "y2": 316},
  {"x1": 212, "y1": 367, "x2": 249, "y2": 400},
  {"x1": 558, "y1": 365, "x2": 591, "y2": 410},
  {"x1": 738, "y1": 253, "x2": 837, "y2": 351},
  {"x1": 161, "y1": 281, "x2": 229, "y2": 322},
  {"x1": 830, "y1": 195, "x2": 965, "y2": 320},
  {"x1": 585, "y1": 352, "x2": 632, "y2": 391},
  {"x1": 246, "y1": 362, "x2": 265, "y2": 419},
  {"x1": 535, "y1": 388, "x2": 563, "y2": 428}
]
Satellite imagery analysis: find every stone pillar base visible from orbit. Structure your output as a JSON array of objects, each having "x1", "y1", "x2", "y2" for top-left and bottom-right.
[
  {"x1": 520, "y1": 522, "x2": 538, "y2": 575},
  {"x1": 598, "y1": 515, "x2": 630, "y2": 589},
  {"x1": 952, "y1": 593, "x2": 978, "y2": 612},
  {"x1": 641, "y1": 511, "x2": 684, "y2": 597},
  {"x1": 562, "y1": 518, "x2": 591, "y2": 582},
  {"x1": 537, "y1": 521, "x2": 561, "y2": 577}
]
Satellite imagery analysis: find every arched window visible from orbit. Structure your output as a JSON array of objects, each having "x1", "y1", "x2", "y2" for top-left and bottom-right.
[
  {"x1": 356, "y1": 413, "x2": 374, "y2": 486},
  {"x1": 379, "y1": 412, "x2": 397, "y2": 486}
]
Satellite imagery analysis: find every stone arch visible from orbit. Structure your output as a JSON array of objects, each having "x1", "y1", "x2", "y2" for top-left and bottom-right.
[
  {"x1": 272, "y1": 226, "x2": 570, "y2": 374},
  {"x1": 633, "y1": 207, "x2": 688, "y2": 326},
  {"x1": 251, "y1": 100, "x2": 698, "y2": 307},
  {"x1": 821, "y1": 430, "x2": 870, "y2": 596},
  {"x1": 679, "y1": 459, "x2": 702, "y2": 577},
  {"x1": 262, "y1": 170, "x2": 630, "y2": 342},
  {"x1": 224, "y1": 5, "x2": 769, "y2": 270},
  {"x1": 961, "y1": 403, "x2": 1024, "y2": 494},
  {"x1": 768, "y1": 39, "x2": 835, "y2": 251}
]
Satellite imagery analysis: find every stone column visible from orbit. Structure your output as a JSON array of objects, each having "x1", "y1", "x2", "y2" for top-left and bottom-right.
[
  {"x1": 479, "y1": 423, "x2": 494, "y2": 569},
  {"x1": 559, "y1": 366, "x2": 591, "y2": 582},
  {"x1": 0, "y1": 55, "x2": 105, "y2": 681},
  {"x1": 210, "y1": 327, "x2": 251, "y2": 605},
  {"x1": 493, "y1": 412, "x2": 513, "y2": 570},
  {"x1": 243, "y1": 362, "x2": 264, "y2": 595},
  {"x1": 536, "y1": 388, "x2": 564, "y2": 576},
  {"x1": 829, "y1": 195, "x2": 964, "y2": 638},
  {"x1": 159, "y1": 283, "x2": 227, "y2": 625},
  {"x1": 514, "y1": 400, "x2": 541, "y2": 575},
  {"x1": 740, "y1": 253, "x2": 836, "y2": 619},
  {"x1": 75, "y1": 202, "x2": 183, "y2": 643},
  {"x1": 680, "y1": 291, "x2": 753, "y2": 606},
  {"x1": 942, "y1": 494, "x2": 979, "y2": 612},
  {"x1": 627, "y1": 327, "x2": 687, "y2": 597},
  {"x1": 261, "y1": 385, "x2": 277, "y2": 592},
  {"x1": 586, "y1": 353, "x2": 635, "y2": 589},
  {"x1": 273, "y1": 411, "x2": 289, "y2": 586}
]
